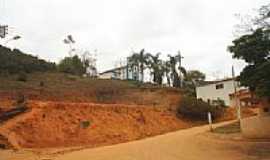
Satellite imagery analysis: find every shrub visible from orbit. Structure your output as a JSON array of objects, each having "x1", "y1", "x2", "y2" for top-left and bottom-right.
[
  {"x1": 16, "y1": 72, "x2": 27, "y2": 82},
  {"x1": 177, "y1": 97, "x2": 224, "y2": 121},
  {"x1": 80, "y1": 121, "x2": 91, "y2": 129},
  {"x1": 57, "y1": 55, "x2": 86, "y2": 76}
]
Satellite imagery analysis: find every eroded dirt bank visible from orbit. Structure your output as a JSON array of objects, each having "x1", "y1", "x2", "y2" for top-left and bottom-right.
[{"x1": 0, "y1": 101, "x2": 196, "y2": 148}]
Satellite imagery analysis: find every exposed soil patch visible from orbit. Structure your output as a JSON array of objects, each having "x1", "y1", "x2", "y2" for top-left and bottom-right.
[
  {"x1": 0, "y1": 101, "x2": 196, "y2": 148},
  {"x1": 0, "y1": 134, "x2": 11, "y2": 149}
]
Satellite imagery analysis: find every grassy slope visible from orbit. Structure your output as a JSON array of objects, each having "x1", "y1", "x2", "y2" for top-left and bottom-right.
[
  {"x1": 0, "y1": 72, "x2": 182, "y2": 107},
  {"x1": 0, "y1": 72, "x2": 136, "y2": 91}
]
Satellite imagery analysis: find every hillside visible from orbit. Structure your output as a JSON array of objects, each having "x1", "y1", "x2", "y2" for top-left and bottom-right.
[
  {"x1": 0, "y1": 45, "x2": 55, "y2": 74},
  {"x1": 0, "y1": 72, "x2": 182, "y2": 108},
  {"x1": 0, "y1": 72, "x2": 248, "y2": 149},
  {"x1": 0, "y1": 72, "x2": 189, "y2": 149}
]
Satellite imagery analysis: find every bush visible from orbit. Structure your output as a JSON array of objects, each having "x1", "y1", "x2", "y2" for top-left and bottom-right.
[
  {"x1": 80, "y1": 121, "x2": 91, "y2": 129},
  {"x1": 16, "y1": 72, "x2": 27, "y2": 82},
  {"x1": 177, "y1": 97, "x2": 224, "y2": 121},
  {"x1": 57, "y1": 55, "x2": 86, "y2": 76}
]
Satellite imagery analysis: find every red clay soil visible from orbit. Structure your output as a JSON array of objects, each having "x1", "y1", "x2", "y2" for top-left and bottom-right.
[
  {"x1": 0, "y1": 101, "x2": 196, "y2": 149},
  {"x1": 215, "y1": 107, "x2": 257, "y2": 122}
]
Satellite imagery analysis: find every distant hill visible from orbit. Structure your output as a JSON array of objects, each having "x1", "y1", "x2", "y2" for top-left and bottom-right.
[{"x1": 0, "y1": 45, "x2": 56, "y2": 74}]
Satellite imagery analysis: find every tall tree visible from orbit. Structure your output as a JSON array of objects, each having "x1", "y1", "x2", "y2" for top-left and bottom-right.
[
  {"x1": 167, "y1": 55, "x2": 180, "y2": 87},
  {"x1": 58, "y1": 55, "x2": 86, "y2": 76},
  {"x1": 63, "y1": 35, "x2": 76, "y2": 56},
  {"x1": 148, "y1": 53, "x2": 164, "y2": 84},
  {"x1": 167, "y1": 54, "x2": 187, "y2": 88},
  {"x1": 185, "y1": 70, "x2": 206, "y2": 85},
  {"x1": 235, "y1": 3, "x2": 270, "y2": 35},
  {"x1": 81, "y1": 50, "x2": 97, "y2": 77},
  {"x1": 228, "y1": 28, "x2": 270, "y2": 99},
  {"x1": 183, "y1": 70, "x2": 206, "y2": 97},
  {"x1": 128, "y1": 49, "x2": 150, "y2": 82}
]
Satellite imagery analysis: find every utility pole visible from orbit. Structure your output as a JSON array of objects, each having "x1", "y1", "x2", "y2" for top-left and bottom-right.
[
  {"x1": 178, "y1": 50, "x2": 184, "y2": 88},
  {"x1": 232, "y1": 66, "x2": 241, "y2": 121}
]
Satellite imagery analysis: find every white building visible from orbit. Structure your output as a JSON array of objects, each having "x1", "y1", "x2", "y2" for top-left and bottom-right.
[
  {"x1": 99, "y1": 66, "x2": 140, "y2": 80},
  {"x1": 196, "y1": 78, "x2": 244, "y2": 106}
]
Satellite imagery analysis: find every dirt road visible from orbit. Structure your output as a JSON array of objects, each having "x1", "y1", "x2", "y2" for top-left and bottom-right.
[{"x1": 1, "y1": 120, "x2": 269, "y2": 160}]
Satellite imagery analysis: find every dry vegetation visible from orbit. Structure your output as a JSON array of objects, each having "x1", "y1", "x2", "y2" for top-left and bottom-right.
[{"x1": 0, "y1": 72, "x2": 181, "y2": 107}]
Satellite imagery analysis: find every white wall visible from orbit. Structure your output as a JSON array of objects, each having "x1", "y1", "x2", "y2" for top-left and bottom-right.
[
  {"x1": 196, "y1": 80, "x2": 238, "y2": 106},
  {"x1": 99, "y1": 72, "x2": 114, "y2": 79},
  {"x1": 99, "y1": 67, "x2": 140, "y2": 81}
]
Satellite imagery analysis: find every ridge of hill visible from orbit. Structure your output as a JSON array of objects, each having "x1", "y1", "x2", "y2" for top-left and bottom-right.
[{"x1": 0, "y1": 45, "x2": 55, "y2": 74}]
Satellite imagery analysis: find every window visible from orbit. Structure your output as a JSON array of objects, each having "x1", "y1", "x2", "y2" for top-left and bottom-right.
[{"x1": 216, "y1": 84, "x2": 224, "y2": 90}]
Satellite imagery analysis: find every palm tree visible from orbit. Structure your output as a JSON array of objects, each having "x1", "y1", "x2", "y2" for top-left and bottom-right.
[
  {"x1": 148, "y1": 52, "x2": 163, "y2": 84},
  {"x1": 128, "y1": 49, "x2": 150, "y2": 82},
  {"x1": 128, "y1": 53, "x2": 140, "y2": 81},
  {"x1": 63, "y1": 35, "x2": 76, "y2": 56},
  {"x1": 167, "y1": 54, "x2": 187, "y2": 88}
]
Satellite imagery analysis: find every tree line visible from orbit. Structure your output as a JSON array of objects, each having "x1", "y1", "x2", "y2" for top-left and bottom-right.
[
  {"x1": 128, "y1": 49, "x2": 206, "y2": 96},
  {"x1": 0, "y1": 44, "x2": 97, "y2": 77},
  {"x1": 0, "y1": 45, "x2": 56, "y2": 74}
]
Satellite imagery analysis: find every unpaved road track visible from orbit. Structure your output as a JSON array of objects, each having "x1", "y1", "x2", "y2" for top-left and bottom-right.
[{"x1": 0, "y1": 120, "x2": 269, "y2": 160}]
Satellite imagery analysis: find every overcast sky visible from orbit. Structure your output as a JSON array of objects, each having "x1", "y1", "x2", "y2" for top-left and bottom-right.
[{"x1": 0, "y1": 0, "x2": 268, "y2": 79}]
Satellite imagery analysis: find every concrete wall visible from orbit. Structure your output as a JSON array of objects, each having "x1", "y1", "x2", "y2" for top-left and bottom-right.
[
  {"x1": 196, "y1": 80, "x2": 238, "y2": 106},
  {"x1": 241, "y1": 116, "x2": 270, "y2": 139}
]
